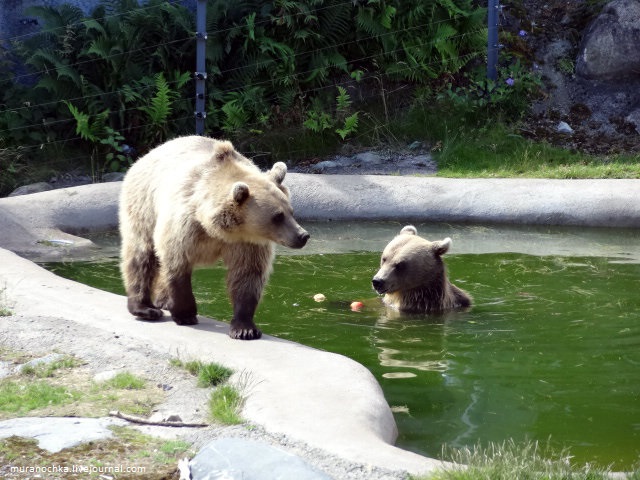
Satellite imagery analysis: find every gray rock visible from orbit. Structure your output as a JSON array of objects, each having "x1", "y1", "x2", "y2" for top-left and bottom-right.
[
  {"x1": 354, "y1": 151, "x2": 384, "y2": 165},
  {"x1": 556, "y1": 121, "x2": 574, "y2": 134},
  {"x1": 93, "y1": 369, "x2": 119, "y2": 383},
  {"x1": 0, "y1": 417, "x2": 126, "y2": 453},
  {"x1": 625, "y1": 109, "x2": 640, "y2": 134},
  {"x1": 407, "y1": 154, "x2": 434, "y2": 166},
  {"x1": 102, "y1": 172, "x2": 126, "y2": 182},
  {"x1": 311, "y1": 160, "x2": 339, "y2": 173},
  {"x1": 9, "y1": 182, "x2": 53, "y2": 197},
  {"x1": 0, "y1": 361, "x2": 11, "y2": 379},
  {"x1": 532, "y1": 39, "x2": 574, "y2": 116},
  {"x1": 333, "y1": 156, "x2": 356, "y2": 168},
  {"x1": 576, "y1": 0, "x2": 640, "y2": 81},
  {"x1": 190, "y1": 437, "x2": 332, "y2": 480},
  {"x1": 14, "y1": 353, "x2": 65, "y2": 374}
]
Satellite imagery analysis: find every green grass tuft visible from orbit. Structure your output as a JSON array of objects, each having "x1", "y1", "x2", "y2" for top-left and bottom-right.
[
  {"x1": 433, "y1": 123, "x2": 640, "y2": 179},
  {"x1": 170, "y1": 358, "x2": 233, "y2": 388},
  {"x1": 104, "y1": 372, "x2": 146, "y2": 390},
  {"x1": 208, "y1": 384, "x2": 243, "y2": 425},
  {"x1": 196, "y1": 363, "x2": 233, "y2": 388},
  {"x1": 0, "y1": 381, "x2": 81, "y2": 414},
  {"x1": 0, "y1": 286, "x2": 12, "y2": 317},
  {"x1": 418, "y1": 439, "x2": 638, "y2": 480}
]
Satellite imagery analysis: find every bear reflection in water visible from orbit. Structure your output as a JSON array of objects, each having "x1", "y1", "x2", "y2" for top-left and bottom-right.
[
  {"x1": 119, "y1": 136, "x2": 309, "y2": 340},
  {"x1": 372, "y1": 225, "x2": 472, "y2": 314}
]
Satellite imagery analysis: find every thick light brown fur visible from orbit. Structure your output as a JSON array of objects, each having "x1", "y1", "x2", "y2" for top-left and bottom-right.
[
  {"x1": 119, "y1": 136, "x2": 309, "y2": 339},
  {"x1": 372, "y1": 225, "x2": 471, "y2": 314}
]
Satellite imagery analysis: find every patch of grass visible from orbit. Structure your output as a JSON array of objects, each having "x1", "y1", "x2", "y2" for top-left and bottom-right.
[
  {"x1": 155, "y1": 439, "x2": 192, "y2": 465},
  {"x1": 0, "y1": 426, "x2": 194, "y2": 479},
  {"x1": 0, "y1": 381, "x2": 81, "y2": 414},
  {"x1": 0, "y1": 286, "x2": 12, "y2": 317},
  {"x1": 91, "y1": 372, "x2": 157, "y2": 416},
  {"x1": 19, "y1": 355, "x2": 81, "y2": 378},
  {"x1": 416, "y1": 439, "x2": 639, "y2": 480},
  {"x1": 171, "y1": 357, "x2": 243, "y2": 425},
  {"x1": 433, "y1": 123, "x2": 640, "y2": 179},
  {"x1": 0, "y1": 349, "x2": 163, "y2": 419},
  {"x1": 208, "y1": 384, "x2": 243, "y2": 425},
  {"x1": 196, "y1": 363, "x2": 233, "y2": 388},
  {"x1": 170, "y1": 358, "x2": 233, "y2": 388},
  {"x1": 104, "y1": 371, "x2": 146, "y2": 390}
]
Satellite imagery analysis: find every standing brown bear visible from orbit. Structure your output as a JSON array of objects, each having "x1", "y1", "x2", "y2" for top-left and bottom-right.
[
  {"x1": 119, "y1": 136, "x2": 309, "y2": 340},
  {"x1": 372, "y1": 225, "x2": 471, "y2": 313}
]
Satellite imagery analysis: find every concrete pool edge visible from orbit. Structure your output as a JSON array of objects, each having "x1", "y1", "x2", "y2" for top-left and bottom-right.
[{"x1": 1, "y1": 175, "x2": 639, "y2": 476}]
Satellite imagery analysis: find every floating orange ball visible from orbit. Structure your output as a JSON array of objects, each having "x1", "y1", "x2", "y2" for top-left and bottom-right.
[{"x1": 350, "y1": 301, "x2": 364, "y2": 312}]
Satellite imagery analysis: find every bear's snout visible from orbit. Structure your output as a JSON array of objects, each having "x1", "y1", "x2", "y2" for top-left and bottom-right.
[
  {"x1": 292, "y1": 230, "x2": 310, "y2": 249},
  {"x1": 372, "y1": 276, "x2": 387, "y2": 294}
]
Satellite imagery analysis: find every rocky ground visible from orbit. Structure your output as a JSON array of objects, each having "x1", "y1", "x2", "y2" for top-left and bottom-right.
[
  {"x1": 506, "y1": 0, "x2": 640, "y2": 156},
  {"x1": 0, "y1": 313, "x2": 411, "y2": 480}
]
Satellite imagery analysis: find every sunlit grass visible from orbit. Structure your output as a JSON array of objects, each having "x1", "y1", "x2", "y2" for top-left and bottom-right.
[
  {"x1": 433, "y1": 124, "x2": 640, "y2": 179},
  {"x1": 414, "y1": 440, "x2": 639, "y2": 480},
  {"x1": 208, "y1": 384, "x2": 243, "y2": 425},
  {"x1": 169, "y1": 358, "x2": 233, "y2": 388},
  {"x1": 0, "y1": 381, "x2": 81, "y2": 414}
]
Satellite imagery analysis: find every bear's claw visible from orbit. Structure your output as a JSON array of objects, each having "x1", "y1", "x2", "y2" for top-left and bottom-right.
[{"x1": 229, "y1": 327, "x2": 263, "y2": 340}]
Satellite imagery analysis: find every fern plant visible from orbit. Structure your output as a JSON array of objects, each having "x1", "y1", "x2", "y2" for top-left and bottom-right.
[
  {"x1": 303, "y1": 86, "x2": 359, "y2": 140},
  {"x1": 336, "y1": 112, "x2": 359, "y2": 140},
  {"x1": 138, "y1": 71, "x2": 191, "y2": 144}
]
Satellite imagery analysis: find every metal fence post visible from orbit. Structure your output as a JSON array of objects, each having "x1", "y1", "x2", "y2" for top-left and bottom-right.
[
  {"x1": 195, "y1": 0, "x2": 207, "y2": 135},
  {"x1": 487, "y1": 0, "x2": 499, "y2": 81}
]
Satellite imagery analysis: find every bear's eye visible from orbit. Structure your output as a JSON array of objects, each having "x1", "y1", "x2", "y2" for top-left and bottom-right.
[{"x1": 272, "y1": 212, "x2": 285, "y2": 224}]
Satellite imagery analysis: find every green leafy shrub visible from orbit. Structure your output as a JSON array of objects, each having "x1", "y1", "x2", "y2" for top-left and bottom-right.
[
  {"x1": 0, "y1": 0, "x2": 488, "y2": 183},
  {"x1": 439, "y1": 57, "x2": 542, "y2": 119}
]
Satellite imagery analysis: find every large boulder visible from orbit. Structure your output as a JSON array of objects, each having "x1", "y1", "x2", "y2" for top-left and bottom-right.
[{"x1": 576, "y1": 0, "x2": 640, "y2": 81}]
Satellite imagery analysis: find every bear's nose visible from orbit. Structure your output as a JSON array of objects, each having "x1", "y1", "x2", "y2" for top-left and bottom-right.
[
  {"x1": 293, "y1": 230, "x2": 310, "y2": 249},
  {"x1": 372, "y1": 277, "x2": 386, "y2": 293}
]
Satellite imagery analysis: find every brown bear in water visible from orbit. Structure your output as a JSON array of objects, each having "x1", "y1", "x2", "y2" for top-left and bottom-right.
[
  {"x1": 372, "y1": 225, "x2": 471, "y2": 313},
  {"x1": 119, "y1": 136, "x2": 309, "y2": 340}
]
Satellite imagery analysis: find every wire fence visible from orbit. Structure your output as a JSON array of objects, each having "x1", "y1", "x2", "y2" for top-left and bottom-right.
[{"x1": 0, "y1": 1, "x2": 491, "y2": 168}]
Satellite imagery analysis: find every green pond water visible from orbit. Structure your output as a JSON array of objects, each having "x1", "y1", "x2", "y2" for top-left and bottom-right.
[{"x1": 42, "y1": 222, "x2": 640, "y2": 469}]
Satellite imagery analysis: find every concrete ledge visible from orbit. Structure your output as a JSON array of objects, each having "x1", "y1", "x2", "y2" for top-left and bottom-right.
[
  {"x1": 288, "y1": 175, "x2": 640, "y2": 227},
  {"x1": 1, "y1": 176, "x2": 638, "y2": 258}
]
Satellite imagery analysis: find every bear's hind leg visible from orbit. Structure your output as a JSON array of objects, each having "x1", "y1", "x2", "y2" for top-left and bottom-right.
[
  {"x1": 165, "y1": 271, "x2": 198, "y2": 326},
  {"x1": 122, "y1": 247, "x2": 163, "y2": 321}
]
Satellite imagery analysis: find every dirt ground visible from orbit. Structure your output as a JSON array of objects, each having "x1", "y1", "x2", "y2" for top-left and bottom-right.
[{"x1": 0, "y1": 312, "x2": 410, "y2": 480}]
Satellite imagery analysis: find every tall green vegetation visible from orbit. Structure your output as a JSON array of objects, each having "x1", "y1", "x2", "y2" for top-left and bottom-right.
[
  {"x1": 9, "y1": 0, "x2": 195, "y2": 172},
  {"x1": 0, "y1": 0, "x2": 543, "y2": 195}
]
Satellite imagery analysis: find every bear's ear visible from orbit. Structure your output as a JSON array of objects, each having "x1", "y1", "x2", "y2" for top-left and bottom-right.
[
  {"x1": 269, "y1": 162, "x2": 287, "y2": 185},
  {"x1": 214, "y1": 141, "x2": 235, "y2": 162},
  {"x1": 231, "y1": 182, "x2": 250, "y2": 205},
  {"x1": 400, "y1": 225, "x2": 417, "y2": 236},
  {"x1": 432, "y1": 237, "x2": 451, "y2": 256}
]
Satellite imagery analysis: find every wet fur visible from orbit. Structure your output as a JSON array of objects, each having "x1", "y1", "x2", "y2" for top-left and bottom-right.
[{"x1": 373, "y1": 225, "x2": 472, "y2": 314}]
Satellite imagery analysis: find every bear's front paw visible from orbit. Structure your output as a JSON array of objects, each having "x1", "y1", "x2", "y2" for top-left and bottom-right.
[
  {"x1": 128, "y1": 300, "x2": 164, "y2": 321},
  {"x1": 229, "y1": 327, "x2": 263, "y2": 340},
  {"x1": 172, "y1": 315, "x2": 199, "y2": 326}
]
